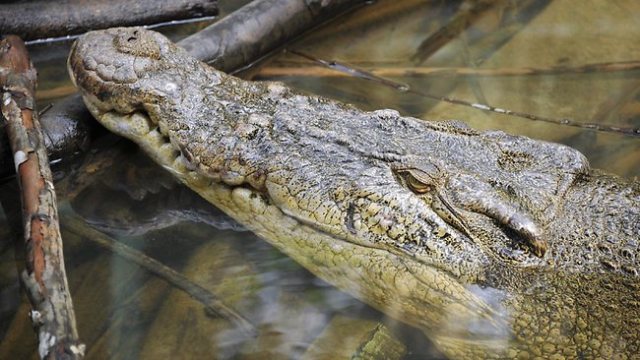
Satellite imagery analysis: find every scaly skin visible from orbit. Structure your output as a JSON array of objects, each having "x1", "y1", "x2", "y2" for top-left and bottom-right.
[{"x1": 68, "y1": 28, "x2": 640, "y2": 359}]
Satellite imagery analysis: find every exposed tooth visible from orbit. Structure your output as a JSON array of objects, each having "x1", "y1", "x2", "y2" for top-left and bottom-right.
[
  {"x1": 231, "y1": 187, "x2": 253, "y2": 212},
  {"x1": 353, "y1": 214, "x2": 362, "y2": 231},
  {"x1": 220, "y1": 170, "x2": 245, "y2": 186},
  {"x1": 143, "y1": 128, "x2": 164, "y2": 147},
  {"x1": 155, "y1": 141, "x2": 178, "y2": 165},
  {"x1": 248, "y1": 192, "x2": 268, "y2": 214},
  {"x1": 178, "y1": 154, "x2": 197, "y2": 171},
  {"x1": 157, "y1": 121, "x2": 170, "y2": 136},
  {"x1": 159, "y1": 142, "x2": 174, "y2": 152},
  {"x1": 127, "y1": 112, "x2": 153, "y2": 136},
  {"x1": 171, "y1": 155, "x2": 188, "y2": 174},
  {"x1": 185, "y1": 171, "x2": 210, "y2": 188}
]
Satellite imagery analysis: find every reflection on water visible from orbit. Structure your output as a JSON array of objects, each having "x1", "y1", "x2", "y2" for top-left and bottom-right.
[{"x1": 1, "y1": 0, "x2": 639, "y2": 358}]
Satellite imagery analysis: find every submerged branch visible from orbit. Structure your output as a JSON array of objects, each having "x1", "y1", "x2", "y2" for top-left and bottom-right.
[
  {"x1": 0, "y1": 94, "x2": 103, "y2": 179},
  {"x1": 0, "y1": 0, "x2": 218, "y2": 42},
  {"x1": 0, "y1": 35, "x2": 83, "y2": 359},
  {"x1": 286, "y1": 51, "x2": 640, "y2": 137},
  {"x1": 255, "y1": 60, "x2": 640, "y2": 79},
  {"x1": 411, "y1": 0, "x2": 496, "y2": 64},
  {"x1": 60, "y1": 213, "x2": 256, "y2": 337}
]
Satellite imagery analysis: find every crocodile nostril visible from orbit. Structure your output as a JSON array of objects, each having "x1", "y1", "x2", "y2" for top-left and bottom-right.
[{"x1": 113, "y1": 28, "x2": 160, "y2": 59}]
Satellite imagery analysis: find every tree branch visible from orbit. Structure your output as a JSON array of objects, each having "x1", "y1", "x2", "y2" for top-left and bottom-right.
[
  {"x1": 0, "y1": 35, "x2": 83, "y2": 359},
  {"x1": 277, "y1": 50, "x2": 640, "y2": 137},
  {"x1": 254, "y1": 60, "x2": 640, "y2": 79},
  {"x1": 60, "y1": 212, "x2": 256, "y2": 337},
  {"x1": 0, "y1": 0, "x2": 218, "y2": 42},
  {"x1": 179, "y1": 0, "x2": 367, "y2": 73}
]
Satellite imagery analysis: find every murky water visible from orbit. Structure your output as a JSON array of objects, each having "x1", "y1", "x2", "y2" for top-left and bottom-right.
[{"x1": 1, "y1": 0, "x2": 639, "y2": 358}]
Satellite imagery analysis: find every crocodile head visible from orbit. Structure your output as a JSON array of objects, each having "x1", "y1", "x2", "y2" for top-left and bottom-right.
[{"x1": 69, "y1": 28, "x2": 640, "y2": 357}]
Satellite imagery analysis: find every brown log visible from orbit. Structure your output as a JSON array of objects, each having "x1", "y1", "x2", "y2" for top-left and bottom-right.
[
  {"x1": 179, "y1": 0, "x2": 367, "y2": 73},
  {"x1": 0, "y1": 35, "x2": 83, "y2": 359},
  {"x1": 0, "y1": 0, "x2": 218, "y2": 42},
  {"x1": 38, "y1": 94, "x2": 106, "y2": 162}
]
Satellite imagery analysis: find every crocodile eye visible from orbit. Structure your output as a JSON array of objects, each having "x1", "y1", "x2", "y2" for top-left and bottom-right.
[{"x1": 406, "y1": 173, "x2": 431, "y2": 194}]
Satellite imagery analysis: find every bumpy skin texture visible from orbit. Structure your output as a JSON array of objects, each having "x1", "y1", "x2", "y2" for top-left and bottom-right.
[{"x1": 69, "y1": 28, "x2": 640, "y2": 359}]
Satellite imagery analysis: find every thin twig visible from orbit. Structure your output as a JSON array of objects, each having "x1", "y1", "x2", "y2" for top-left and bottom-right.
[
  {"x1": 255, "y1": 60, "x2": 640, "y2": 79},
  {"x1": 286, "y1": 50, "x2": 640, "y2": 137},
  {"x1": 24, "y1": 16, "x2": 218, "y2": 46},
  {"x1": 59, "y1": 212, "x2": 257, "y2": 337},
  {"x1": 0, "y1": 35, "x2": 84, "y2": 359},
  {"x1": 301, "y1": 0, "x2": 429, "y2": 41},
  {"x1": 36, "y1": 85, "x2": 78, "y2": 101},
  {"x1": 590, "y1": 80, "x2": 640, "y2": 125}
]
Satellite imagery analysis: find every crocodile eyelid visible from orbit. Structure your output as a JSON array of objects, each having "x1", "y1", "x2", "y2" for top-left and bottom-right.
[
  {"x1": 406, "y1": 172, "x2": 432, "y2": 194},
  {"x1": 407, "y1": 167, "x2": 438, "y2": 182},
  {"x1": 390, "y1": 165, "x2": 439, "y2": 195}
]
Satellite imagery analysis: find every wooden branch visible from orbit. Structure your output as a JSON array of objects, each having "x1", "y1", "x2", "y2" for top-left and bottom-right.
[
  {"x1": 411, "y1": 0, "x2": 496, "y2": 64},
  {"x1": 281, "y1": 51, "x2": 640, "y2": 137},
  {"x1": 254, "y1": 61, "x2": 640, "y2": 79},
  {"x1": 59, "y1": 213, "x2": 256, "y2": 337},
  {"x1": 37, "y1": 94, "x2": 105, "y2": 162},
  {"x1": 0, "y1": 35, "x2": 83, "y2": 359},
  {"x1": 0, "y1": 94, "x2": 103, "y2": 180},
  {"x1": 179, "y1": 0, "x2": 366, "y2": 73},
  {"x1": 0, "y1": 0, "x2": 218, "y2": 42}
]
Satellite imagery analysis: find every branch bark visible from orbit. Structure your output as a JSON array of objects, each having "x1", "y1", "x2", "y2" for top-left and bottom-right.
[
  {"x1": 0, "y1": 35, "x2": 83, "y2": 359},
  {"x1": 179, "y1": 0, "x2": 366, "y2": 73},
  {"x1": 0, "y1": 0, "x2": 218, "y2": 42},
  {"x1": 38, "y1": 94, "x2": 106, "y2": 162},
  {"x1": 279, "y1": 51, "x2": 640, "y2": 137},
  {"x1": 255, "y1": 61, "x2": 640, "y2": 79}
]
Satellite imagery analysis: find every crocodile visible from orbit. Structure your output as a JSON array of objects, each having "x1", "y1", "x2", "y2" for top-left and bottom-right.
[{"x1": 68, "y1": 28, "x2": 640, "y2": 359}]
